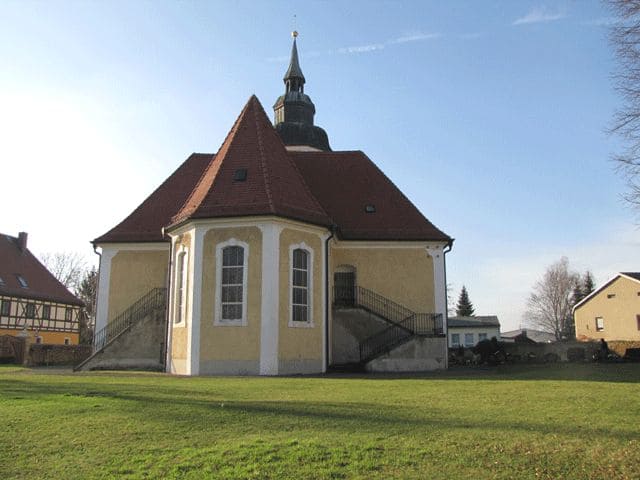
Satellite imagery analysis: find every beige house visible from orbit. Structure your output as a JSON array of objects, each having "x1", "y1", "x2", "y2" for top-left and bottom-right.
[
  {"x1": 573, "y1": 272, "x2": 640, "y2": 342},
  {"x1": 83, "y1": 36, "x2": 452, "y2": 375}
]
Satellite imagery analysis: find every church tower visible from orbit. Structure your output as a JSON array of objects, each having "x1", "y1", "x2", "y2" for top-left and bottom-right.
[{"x1": 273, "y1": 32, "x2": 331, "y2": 151}]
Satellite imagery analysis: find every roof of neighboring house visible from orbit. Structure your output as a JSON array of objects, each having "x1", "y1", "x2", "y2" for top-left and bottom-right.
[
  {"x1": 95, "y1": 95, "x2": 451, "y2": 245},
  {"x1": 448, "y1": 316, "x2": 500, "y2": 328},
  {"x1": 0, "y1": 233, "x2": 84, "y2": 306},
  {"x1": 572, "y1": 272, "x2": 640, "y2": 312},
  {"x1": 500, "y1": 329, "x2": 556, "y2": 344}
]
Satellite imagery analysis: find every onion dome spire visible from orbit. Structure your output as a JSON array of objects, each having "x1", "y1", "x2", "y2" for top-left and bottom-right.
[{"x1": 273, "y1": 32, "x2": 331, "y2": 151}]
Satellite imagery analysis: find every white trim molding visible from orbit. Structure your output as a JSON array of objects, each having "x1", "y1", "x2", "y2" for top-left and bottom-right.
[
  {"x1": 94, "y1": 247, "x2": 117, "y2": 336},
  {"x1": 187, "y1": 227, "x2": 205, "y2": 376},
  {"x1": 214, "y1": 238, "x2": 250, "y2": 327},
  {"x1": 426, "y1": 246, "x2": 447, "y2": 331},
  {"x1": 258, "y1": 223, "x2": 282, "y2": 375},
  {"x1": 288, "y1": 242, "x2": 314, "y2": 328},
  {"x1": 173, "y1": 244, "x2": 189, "y2": 327}
]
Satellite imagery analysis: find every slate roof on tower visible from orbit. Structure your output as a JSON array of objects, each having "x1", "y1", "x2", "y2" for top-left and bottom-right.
[{"x1": 94, "y1": 96, "x2": 451, "y2": 244}]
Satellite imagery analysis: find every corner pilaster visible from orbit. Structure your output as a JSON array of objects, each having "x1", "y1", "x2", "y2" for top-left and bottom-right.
[{"x1": 258, "y1": 223, "x2": 282, "y2": 375}]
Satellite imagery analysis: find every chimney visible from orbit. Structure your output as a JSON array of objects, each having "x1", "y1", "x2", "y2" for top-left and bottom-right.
[{"x1": 18, "y1": 232, "x2": 28, "y2": 252}]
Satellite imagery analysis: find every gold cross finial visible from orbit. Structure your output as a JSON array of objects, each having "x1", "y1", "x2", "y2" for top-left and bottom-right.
[{"x1": 292, "y1": 30, "x2": 298, "y2": 38}]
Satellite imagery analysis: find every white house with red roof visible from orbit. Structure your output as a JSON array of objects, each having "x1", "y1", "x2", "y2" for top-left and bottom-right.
[{"x1": 82, "y1": 35, "x2": 453, "y2": 375}]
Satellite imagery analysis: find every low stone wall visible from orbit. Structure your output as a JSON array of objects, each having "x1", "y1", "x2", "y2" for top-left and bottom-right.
[
  {"x1": 607, "y1": 341, "x2": 640, "y2": 357},
  {"x1": 28, "y1": 344, "x2": 92, "y2": 366},
  {"x1": 366, "y1": 336, "x2": 447, "y2": 372}
]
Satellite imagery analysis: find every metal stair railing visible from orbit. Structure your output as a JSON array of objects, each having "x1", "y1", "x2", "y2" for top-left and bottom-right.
[
  {"x1": 334, "y1": 285, "x2": 415, "y2": 327},
  {"x1": 333, "y1": 285, "x2": 443, "y2": 363},
  {"x1": 359, "y1": 313, "x2": 443, "y2": 363},
  {"x1": 93, "y1": 288, "x2": 167, "y2": 351}
]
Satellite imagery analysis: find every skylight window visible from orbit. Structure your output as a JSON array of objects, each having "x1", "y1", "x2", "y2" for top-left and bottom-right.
[
  {"x1": 233, "y1": 168, "x2": 248, "y2": 182},
  {"x1": 364, "y1": 204, "x2": 376, "y2": 213},
  {"x1": 16, "y1": 275, "x2": 28, "y2": 288}
]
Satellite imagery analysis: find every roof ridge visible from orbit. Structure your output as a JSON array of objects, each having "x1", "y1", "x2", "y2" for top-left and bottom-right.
[
  {"x1": 252, "y1": 97, "x2": 276, "y2": 214},
  {"x1": 170, "y1": 97, "x2": 257, "y2": 225}
]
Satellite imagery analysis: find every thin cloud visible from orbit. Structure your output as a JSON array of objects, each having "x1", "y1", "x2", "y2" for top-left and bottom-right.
[
  {"x1": 459, "y1": 32, "x2": 483, "y2": 40},
  {"x1": 338, "y1": 43, "x2": 385, "y2": 54},
  {"x1": 391, "y1": 32, "x2": 441, "y2": 44},
  {"x1": 513, "y1": 7, "x2": 566, "y2": 26}
]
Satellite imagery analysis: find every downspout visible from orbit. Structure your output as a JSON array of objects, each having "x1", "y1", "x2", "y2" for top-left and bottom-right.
[
  {"x1": 162, "y1": 227, "x2": 174, "y2": 372},
  {"x1": 324, "y1": 225, "x2": 336, "y2": 372},
  {"x1": 443, "y1": 239, "x2": 454, "y2": 369},
  {"x1": 92, "y1": 243, "x2": 101, "y2": 348}
]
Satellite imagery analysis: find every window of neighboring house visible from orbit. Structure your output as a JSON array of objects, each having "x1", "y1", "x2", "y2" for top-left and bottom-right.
[
  {"x1": 451, "y1": 333, "x2": 460, "y2": 347},
  {"x1": 607, "y1": 293, "x2": 616, "y2": 299},
  {"x1": 16, "y1": 275, "x2": 28, "y2": 288},
  {"x1": 35, "y1": 336, "x2": 42, "y2": 344},
  {"x1": 291, "y1": 247, "x2": 311, "y2": 324},
  {"x1": 175, "y1": 250, "x2": 187, "y2": 324},
  {"x1": 25, "y1": 303, "x2": 36, "y2": 318},
  {"x1": 64, "y1": 337, "x2": 70, "y2": 345},
  {"x1": 65, "y1": 307, "x2": 73, "y2": 322},
  {"x1": 637, "y1": 315, "x2": 640, "y2": 331},
  {"x1": 464, "y1": 333, "x2": 474, "y2": 347},
  {"x1": 42, "y1": 305, "x2": 51, "y2": 320},
  {"x1": 1, "y1": 300, "x2": 10, "y2": 317},
  {"x1": 478, "y1": 333, "x2": 488, "y2": 342},
  {"x1": 596, "y1": 317, "x2": 604, "y2": 331},
  {"x1": 215, "y1": 241, "x2": 248, "y2": 325}
]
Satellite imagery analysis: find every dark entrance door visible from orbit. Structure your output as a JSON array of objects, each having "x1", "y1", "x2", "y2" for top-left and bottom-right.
[{"x1": 334, "y1": 272, "x2": 356, "y2": 307}]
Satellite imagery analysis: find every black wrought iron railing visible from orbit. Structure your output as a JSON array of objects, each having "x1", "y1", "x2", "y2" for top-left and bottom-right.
[
  {"x1": 359, "y1": 313, "x2": 443, "y2": 363},
  {"x1": 334, "y1": 285, "x2": 415, "y2": 327},
  {"x1": 93, "y1": 288, "x2": 167, "y2": 351},
  {"x1": 333, "y1": 285, "x2": 443, "y2": 363}
]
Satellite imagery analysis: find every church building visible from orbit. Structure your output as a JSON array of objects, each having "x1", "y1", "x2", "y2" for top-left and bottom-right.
[{"x1": 84, "y1": 34, "x2": 453, "y2": 375}]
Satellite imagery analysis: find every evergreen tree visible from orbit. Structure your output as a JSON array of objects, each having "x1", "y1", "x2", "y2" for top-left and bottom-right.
[
  {"x1": 455, "y1": 285, "x2": 475, "y2": 317},
  {"x1": 582, "y1": 271, "x2": 595, "y2": 296}
]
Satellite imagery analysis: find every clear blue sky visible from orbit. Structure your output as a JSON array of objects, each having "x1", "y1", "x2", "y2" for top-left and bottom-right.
[{"x1": 1, "y1": 1, "x2": 636, "y2": 330}]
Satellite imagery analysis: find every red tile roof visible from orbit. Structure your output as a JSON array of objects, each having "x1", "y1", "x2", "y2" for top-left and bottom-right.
[
  {"x1": 170, "y1": 95, "x2": 331, "y2": 228},
  {"x1": 94, "y1": 95, "x2": 451, "y2": 244},
  {"x1": 94, "y1": 153, "x2": 213, "y2": 243},
  {"x1": 293, "y1": 151, "x2": 451, "y2": 242},
  {"x1": 0, "y1": 234, "x2": 84, "y2": 306}
]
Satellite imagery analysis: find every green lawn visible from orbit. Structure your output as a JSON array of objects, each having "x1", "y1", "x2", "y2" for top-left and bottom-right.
[{"x1": 1, "y1": 364, "x2": 639, "y2": 479}]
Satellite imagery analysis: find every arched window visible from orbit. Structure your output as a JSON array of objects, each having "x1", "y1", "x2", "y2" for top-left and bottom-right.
[
  {"x1": 215, "y1": 239, "x2": 249, "y2": 326},
  {"x1": 290, "y1": 244, "x2": 313, "y2": 326}
]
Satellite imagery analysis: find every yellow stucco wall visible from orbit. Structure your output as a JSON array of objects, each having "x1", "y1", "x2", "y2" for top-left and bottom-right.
[
  {"x1": 108, "y1": 250, "x2": 168, "y2": 321},
  {"x1": 170, "y1": 232, "x2": 192, "y2": 362},
  {"x1": 575, "y1": 276, "x2": 640, "y2": 341},
  {"x1": 278, "y1": 228, "x2": 323, "y2": 361},
  {"x1": 330, "y1": 245, "x2": 435, "y2": 312},
  {"x1": 0, "y1": 329, "x2": 78, "y2": 345},
  {"x1": 199, "y1": 226, "x2": 262, "y2": 361}
]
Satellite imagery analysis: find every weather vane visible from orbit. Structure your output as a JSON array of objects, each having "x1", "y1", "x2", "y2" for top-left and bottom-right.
[{"x1": 292, "y1": 14, "x2": 298, "y2": 38}]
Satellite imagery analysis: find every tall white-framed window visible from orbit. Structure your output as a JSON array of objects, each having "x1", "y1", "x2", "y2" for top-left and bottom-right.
[
  {"x1": 289, "y1": 243, "x2": 313, "y2": 327},
  {"x1": 174, "y1": 247, "x2": 188, "y2": 325},
  {"x1": 215, "y1": 239, "x2": 249, "y2": 326}
]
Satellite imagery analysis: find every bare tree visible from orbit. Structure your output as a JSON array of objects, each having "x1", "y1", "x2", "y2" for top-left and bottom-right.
[
  {"x1": 609, "y1": 1, "x2": 640, "y2": 208},
  {"x1": 40, "y1": 251, "x2": 87, "y2": 294},
  {"x1": 525, "y1": 257, "x2": 579, "y2": 340}
]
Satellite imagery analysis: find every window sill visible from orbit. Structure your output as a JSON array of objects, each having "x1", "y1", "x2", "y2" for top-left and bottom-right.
[
  {"x1": 173, "y1": 321, "x2": 187, "y2": 328},
  {"x1": 214, "y1": 319, "x2": 247, "y2": 327},
  {"x1": 288, "y1": 321, "x2": 315, "y2": 329}
]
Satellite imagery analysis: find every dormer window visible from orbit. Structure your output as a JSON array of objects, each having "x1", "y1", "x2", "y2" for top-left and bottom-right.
[
  {"x1": 364, "y1": 204, "x2": 376, "y2": 213},
  {"x1": 233, "y1": 169, "x2": 248, "y2": 182},
  {"x1": 16, "y1": 275, "x2": 28, "y2": 288},
  {"x1": 0, "y1": 276, "x2": 4, "y2": 287}
]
